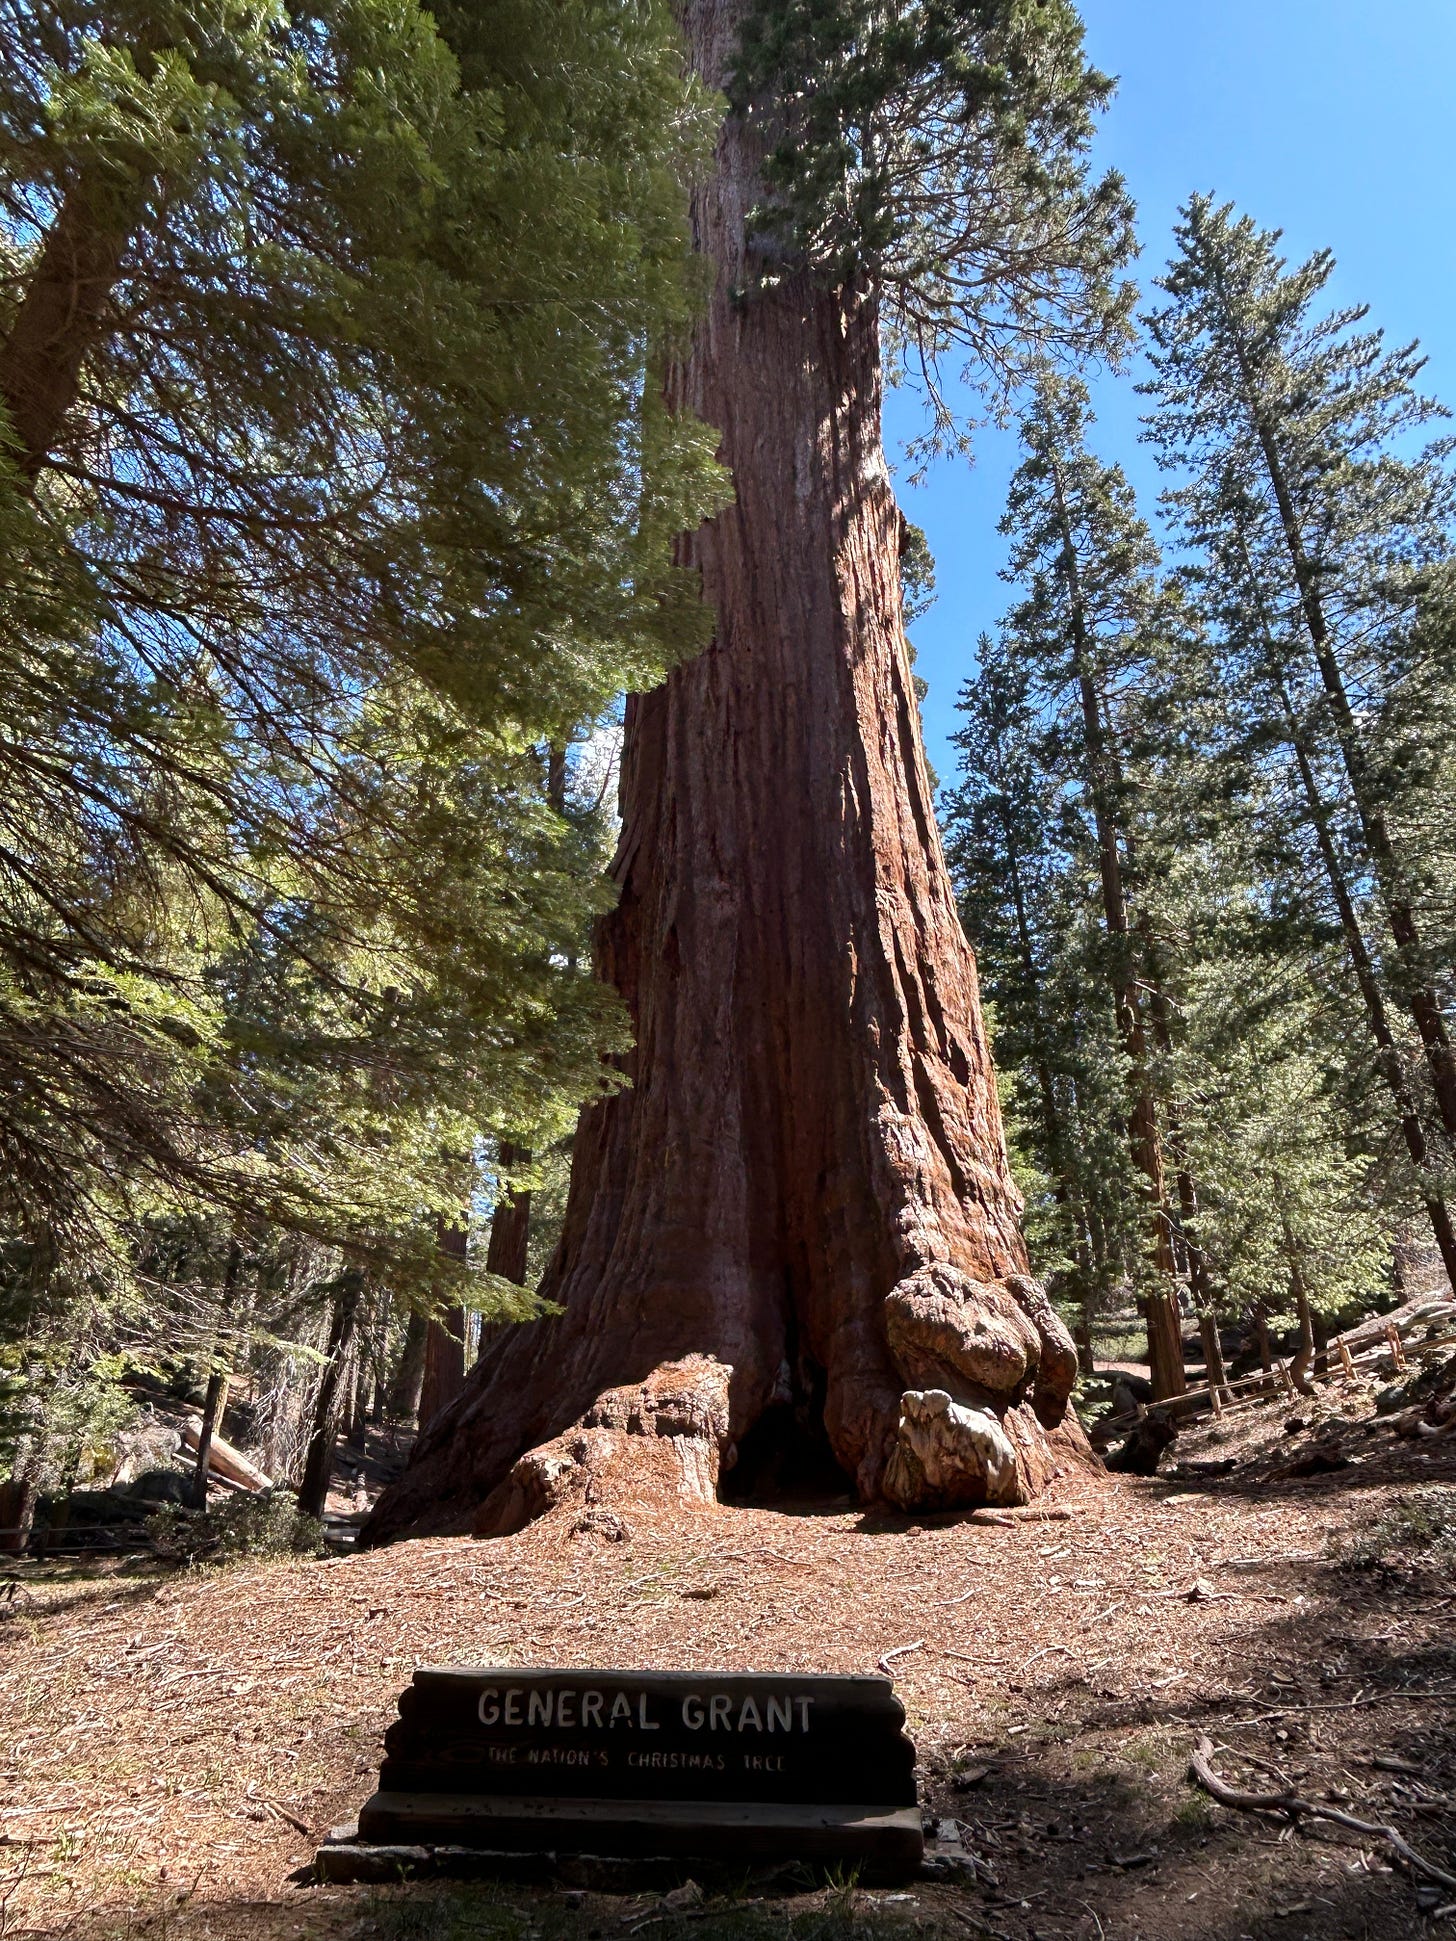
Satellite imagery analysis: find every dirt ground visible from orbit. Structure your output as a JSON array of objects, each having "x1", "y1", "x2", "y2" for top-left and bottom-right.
[{"x1": 2, "y1": 1392, "x2": 1453, "y2": 1941}]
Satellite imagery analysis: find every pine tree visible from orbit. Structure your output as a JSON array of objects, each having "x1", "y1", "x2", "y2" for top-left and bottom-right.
[
  {"x1": 976, "y1": 368, "x2": 1188, "y2": 1397},
  {"x1": 1171, "y1": 900, "x2": 1393, "y2": 1390},
  {"x1": 946, "y1": 633, "x2": 1141, "y2": 1350},
  {"x1": 0, "y1": 0, "x2": 722, "y2": 1262},
  {"x1": 1143, "y1": 196, "x2": 1456, "y2": 1291}
]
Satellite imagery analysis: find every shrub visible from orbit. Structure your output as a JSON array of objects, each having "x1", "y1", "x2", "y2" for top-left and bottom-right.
[{"x1": 147, "y1": 1489, "x2": 323, "y2": 1566}]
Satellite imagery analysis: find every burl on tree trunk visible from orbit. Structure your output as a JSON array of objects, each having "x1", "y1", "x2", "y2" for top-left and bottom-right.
[{"x1": 363, "y1": 0, "x2": 1091, "y2": 1546}]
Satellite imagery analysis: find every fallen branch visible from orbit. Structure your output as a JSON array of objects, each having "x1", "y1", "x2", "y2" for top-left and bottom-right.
[
  {"x1": 1018, "y1": 1644, "x2": 1076, "y2": 1674},
  {"x1": 1237, "y1": 1686, "x2": 1456, "y2": 1718},
  {"x1": 244, "y1": 1784, "x2": 310, "y2": 1836},
  {"x1": 1188, "y1": 1734, "x2": 1456, "y2": 1893},
  {"x1": 928, "y1": 1587, "x2": 979, "y2": 1607},
  {"x1": 969, "y1": 1504, "x2": 1075, "y2": 1526},
  {"x1": 877, "y1": 1640, "x2": 924, "y2": 1674}
]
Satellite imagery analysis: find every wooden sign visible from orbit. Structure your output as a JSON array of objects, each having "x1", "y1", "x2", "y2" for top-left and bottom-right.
[{"x1": 342, "y1": 1666, "x2": 923, "y2": 1871}]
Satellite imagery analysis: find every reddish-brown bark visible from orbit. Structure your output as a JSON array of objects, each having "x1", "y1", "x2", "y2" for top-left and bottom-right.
[
  {"x1": 483, "y1": 1142, "x2": 531, "y2": 1293},
  {"x1": 417, "y1": 1220, "x2": 469, "y2": 1431},
  {"x1": 363, "y1": 0, "x2": 1090, "y2": 1545},
  {"x1": 0, "y1": 67, "x2": 157, "y2": 483}
]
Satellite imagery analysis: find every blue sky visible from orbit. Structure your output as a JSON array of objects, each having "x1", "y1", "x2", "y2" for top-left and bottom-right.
[{"x1": 889, "y1": 0, "x2": 1456, "y2": 789}]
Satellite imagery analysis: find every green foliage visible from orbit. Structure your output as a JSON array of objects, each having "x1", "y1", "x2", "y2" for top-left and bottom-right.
[
  {"x1": 946, "y1": 625, "x2": 1147, "y2": 1315},
  {"x1": 900, "y1": 519, "x2": 938, "y2": 624},
  {"x1": 1141, "y1": 195, "x2": 1456, "y2": 1248},
  {"x1": 947, "y1": 372, "x2": 1181, "y2": 1325},
  {"x1": 948, "y1": 356, "x2": 1408, "y2": 1345},
  {"x1": 0, "y1": 0, "x2": 726, "y2": 1486},
  {"x1": 1170, "y1": 915, "x2": 1392, "y2": 1324},
  {"x1": 729, "y1": 0, "x2": 1135, "y2": 452},
  {"x1": 147, "y1": 1488, "x2": 324, "y2": 1566}
]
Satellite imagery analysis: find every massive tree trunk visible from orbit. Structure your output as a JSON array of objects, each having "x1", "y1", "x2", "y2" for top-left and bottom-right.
[{"x1": 363, "y1": 0, "x2": 1088, "y2": 1546}]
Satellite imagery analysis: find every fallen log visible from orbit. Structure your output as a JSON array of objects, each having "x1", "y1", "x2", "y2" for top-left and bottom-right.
[{"x1": 180, "y1": 1417, "x2": 271, "y2": 1492}]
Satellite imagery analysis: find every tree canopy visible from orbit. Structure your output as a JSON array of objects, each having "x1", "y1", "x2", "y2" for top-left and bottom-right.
[{"x1": 0, "y1": 0, "x2": 724, "y2": 1499}]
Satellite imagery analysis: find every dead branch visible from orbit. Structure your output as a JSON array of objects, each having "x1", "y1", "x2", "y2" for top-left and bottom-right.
[
  {"x1": 1188, "y1": 1734, "x2": 1456, "y2": 1892},
  {"x1": 969, "y1": 1504, "x2": 1076, "y2": 1526},
  {"x1": 877, "y1": 1639, "x2": 925, "y2": 1673}
]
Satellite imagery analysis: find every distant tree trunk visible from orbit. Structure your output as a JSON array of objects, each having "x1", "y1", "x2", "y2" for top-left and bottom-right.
[
  {"x1": 418, "y1": 1220, "x2": 468, "y2": 1430},
  {"x1": 1142, "y1": 971, "x2": 1222, "y2": 1399},
  {"x1": 483, "y1": 1142, "x2": 532, "y2": 1294},
  {"x1": 361, "y1": 0, "x2": 1088, "y2": 1546},
  {"x1": 189, "y1": 1239, "x2": 242, "y2": 1509},
  {"x1": 475, "y1": 748, "x2": 567, "y2": 1319},
  {"x1": 386, "y1": 1307, "x2": 429, "y2": 1423},
  {"x1": 0, "y1": 1440, "x2": 41, "y2": 1556},
  {"x1": 298, "y1": 1272, "x2": 363, "y2": 1519},
  {"x1": 1252, "y1": 1302, "x2": 1273, "y2": 1372},
  {"x1": 1199, "y1": 1311, "x2": 1231, "y2": 1406},
  {"x1": 1282, "y1": 1221, "x2": 1318, "y2": 1396},
  {"x1": 344, "y1": 1349, "x2": 372, "y2": 1448},
  {"x1": 1002, "y1": 825, "x2": 1098, "y2": 1346},
  {"x1": 1043, "y1": 463, "x2": 1183, "y2": 1402}
]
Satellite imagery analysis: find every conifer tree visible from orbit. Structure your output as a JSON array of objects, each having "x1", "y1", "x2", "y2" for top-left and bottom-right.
[
  {"x1": 0, "y1": 0, "x2": 720, "y2": 1264},
  {"x1": 975, "y1": 368, "x2": 1188, "y2": 1396},
  {"x1": 1143, "y1": 197, "x2": 1456, "y2": 1291},
  {"x1": 1170, "y1": 888, "x2": 1393, "y2": 1388},
  {"x1": 368, "y1": 0, "x2": 1137, "y2": 1539},
  {"x1": 0, "y1": 0, "x2": 725, "y2": 1511},
  {"x1": 946, "y1": 634, "x2": 1142, "y2": 1349}
]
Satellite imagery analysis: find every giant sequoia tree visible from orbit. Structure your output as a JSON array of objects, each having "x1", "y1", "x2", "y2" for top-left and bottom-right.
[{"x1": 367, "y1": 0, "x2": 1135, "y2": 1541}]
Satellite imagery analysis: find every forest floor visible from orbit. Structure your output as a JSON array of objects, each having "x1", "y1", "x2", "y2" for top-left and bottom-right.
[{"x1": 2, "y1": 1388, "x2": 1454, "y2": 1941}]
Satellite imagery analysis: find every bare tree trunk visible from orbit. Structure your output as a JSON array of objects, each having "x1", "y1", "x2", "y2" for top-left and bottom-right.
[
  {"x1": 0, "y1": 1441, "x2": 41, "y2": 1556},
  {"x1": 362, "y1": 0, "x2": 1087, "y2": 1545},
  {"x1": 189, "y1": 1239, "x2": 242, "y2": 1509},
  {"x1": 418, "y1": 1220, "x2": 468, "y2": 1430},
  {"x1": 483, "y1": 1142, "x2": 531, "y2": 1293},
  {"x1": 386, "y1": 1307, "x2": 429, "y2": 1423},
  {"x1": 474, "y1": 748, "x2": 567, "y2": 1314},
  {"x1": 298, "y1": 1273, "x2": 363, "y2": 1519},
  {"x1": 1199, "y1": 1311, "x2": 1232, "y2": 1407},
  {"x1": 1283, "y1": 1224, "x2": 1318, "y2": 1396}
]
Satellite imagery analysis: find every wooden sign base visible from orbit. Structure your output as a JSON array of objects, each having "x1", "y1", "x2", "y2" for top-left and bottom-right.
[{"x1": 322, "y1": 1666, "x2": 927, "y2": 1880}]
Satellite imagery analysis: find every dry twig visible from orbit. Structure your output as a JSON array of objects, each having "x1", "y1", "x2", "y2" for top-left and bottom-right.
[{"x1": 877, "y1": 1640, "x2": 924, "y2": 1674}]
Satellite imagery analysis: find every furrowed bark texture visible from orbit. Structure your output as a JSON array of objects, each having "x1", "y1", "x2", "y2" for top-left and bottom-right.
[{"x1": 363, "y1": 0, "x2": 1088, "y2": 1545}]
